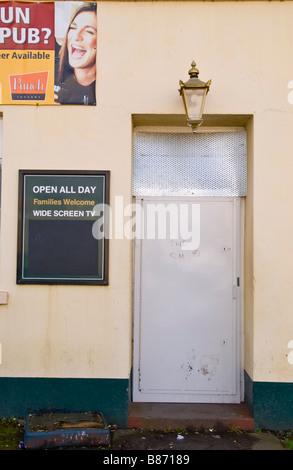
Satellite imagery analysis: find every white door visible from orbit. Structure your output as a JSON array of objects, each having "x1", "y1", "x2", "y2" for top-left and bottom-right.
[{"x1": 133, "y1": 197, "x2": 242, "y2": 403}]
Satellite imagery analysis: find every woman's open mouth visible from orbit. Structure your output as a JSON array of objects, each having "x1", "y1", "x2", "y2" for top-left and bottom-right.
[{"x1": 71, "y1": 45, "x2": 87, "y2": 60}]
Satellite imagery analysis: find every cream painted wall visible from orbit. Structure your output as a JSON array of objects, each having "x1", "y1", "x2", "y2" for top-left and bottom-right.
[
  {"x1": 0, "y1": 1, "x2": 292, "y2": 383},
  {"x1": 0, "y1": 104, "x2": 133, "y2": 378},
  {"x1": 252, "y1": 112, "x2": 293, "y2": 382}
]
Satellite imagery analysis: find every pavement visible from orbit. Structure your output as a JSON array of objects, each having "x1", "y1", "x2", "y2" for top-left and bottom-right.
[
  {"x1": 19, "y1": 425, "x2": 286, "y2": 453},
  {"x1": 110, "y1": 427, "x2": 285, "y2": 451}
]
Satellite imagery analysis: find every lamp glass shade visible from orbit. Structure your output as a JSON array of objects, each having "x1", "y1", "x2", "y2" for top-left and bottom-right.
[{"x1": 183, "y1": 88, "x2": 206, "y2": 120}]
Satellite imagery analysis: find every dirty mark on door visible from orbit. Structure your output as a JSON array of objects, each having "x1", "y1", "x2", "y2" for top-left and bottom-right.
[{"x1": 198, "y1": 355, "x2": 219, "y2": 380}]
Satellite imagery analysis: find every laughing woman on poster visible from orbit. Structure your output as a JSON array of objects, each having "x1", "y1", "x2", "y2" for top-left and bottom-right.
[{"x1": 55, "y1": 2, "x2": 97, "y2": 105}]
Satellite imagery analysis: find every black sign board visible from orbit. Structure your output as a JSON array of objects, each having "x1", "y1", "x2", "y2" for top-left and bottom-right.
[{"x1": 17, "y1": 170, "x2": 109, "y2": 285}]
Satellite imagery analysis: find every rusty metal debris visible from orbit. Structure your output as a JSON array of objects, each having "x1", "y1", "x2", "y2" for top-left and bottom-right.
[{"x1": 24, "y1": 412, "x2": 110, "y2": 449}]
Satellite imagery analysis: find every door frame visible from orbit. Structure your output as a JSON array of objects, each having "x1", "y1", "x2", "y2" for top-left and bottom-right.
[{"x1": 132, "y1": 196, "x2": 245, "y2": 403}]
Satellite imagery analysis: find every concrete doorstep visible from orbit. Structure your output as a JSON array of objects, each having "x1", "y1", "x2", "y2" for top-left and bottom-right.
[{"x1": 127, "y1": 402, "x2": 255, "y2": 432}]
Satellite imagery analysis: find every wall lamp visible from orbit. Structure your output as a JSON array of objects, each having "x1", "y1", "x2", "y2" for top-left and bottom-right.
[{"x1": 179, "y1": 61, "x2": 211, "y2": 133}]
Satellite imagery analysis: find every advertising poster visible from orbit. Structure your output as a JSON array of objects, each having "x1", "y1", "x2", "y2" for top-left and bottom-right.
[
  {"x1": 0, "y1": 1, "x2": 97, "y2": 105},
  {"x1": 17, "y1": 170, "x2": 109, "y2": 285}
]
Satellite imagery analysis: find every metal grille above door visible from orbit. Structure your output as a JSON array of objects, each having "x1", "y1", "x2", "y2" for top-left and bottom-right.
[{"x1": 133, "y1": 131, "x2": 247, "y2": 197}]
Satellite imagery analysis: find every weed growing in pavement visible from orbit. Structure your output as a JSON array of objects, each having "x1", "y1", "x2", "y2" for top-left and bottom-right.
[
  {"x1": 0, "y1": 418, "x2": 24, "y2": 450},
  {"x1": 228, "y1": 426, "x2": 243, "y2": 435},
  {"x1": 280, "y1": 431, "x2": 293, "y2": 450}
]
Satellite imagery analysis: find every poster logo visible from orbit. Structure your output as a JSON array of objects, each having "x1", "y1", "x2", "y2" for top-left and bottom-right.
[{"x1": 9, "y1": 71, "x2": 48, "y2": 101}]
